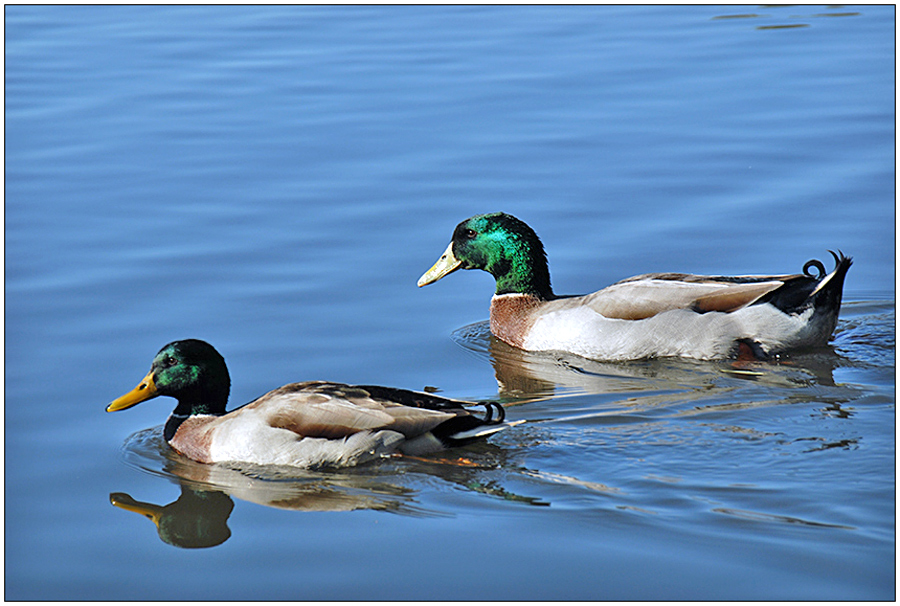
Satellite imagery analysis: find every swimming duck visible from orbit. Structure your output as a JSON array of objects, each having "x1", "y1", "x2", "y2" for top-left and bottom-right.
[
  {"x1": 106, "y1": 339, "x2": 519, "y2": 468},
  {"x1": 418, "y1": 212, "x2": 852, "y2": 361}
]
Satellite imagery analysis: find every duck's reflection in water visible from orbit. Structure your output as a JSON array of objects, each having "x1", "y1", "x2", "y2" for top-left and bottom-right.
[
  {"x1": 109, "y1": 466, "x2": 428, "y2": 548},
  {"x1": 452, "y1": 320, "x2": 845, "y2": 406},
  {"x1": 112, "y1": 425, "x2": 546, "y2": 548},
  {"x1": 110, "y1": 488, "x2": 234, "y2": 549}
]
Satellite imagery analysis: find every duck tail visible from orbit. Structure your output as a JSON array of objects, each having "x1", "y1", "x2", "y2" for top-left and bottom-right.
[
  {"x1": 801, "y1": 250, "x2": 852, "y2": 345},
  {"x1": 809, "y1": 250, "x2": 852, "y2": 308}
]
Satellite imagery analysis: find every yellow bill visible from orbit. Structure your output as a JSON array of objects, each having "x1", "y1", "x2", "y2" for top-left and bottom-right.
[
  {"x1": 109, "y1": 492, "x2": 164, "y2": 527},
  {"x1": 417, "y1": 242, "x2": 462, "y2": 287},
  {"x1": 106, "y1": 370, "x2": 158, "y2": 412}
]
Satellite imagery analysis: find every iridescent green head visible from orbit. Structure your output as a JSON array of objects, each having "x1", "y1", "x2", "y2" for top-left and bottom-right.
[
  {"x1": 418, "y1": 212, "x2": 553, "y2": 298},
  {"x1": 106, "y1": 339, "x2": 231, "y2": 417}
]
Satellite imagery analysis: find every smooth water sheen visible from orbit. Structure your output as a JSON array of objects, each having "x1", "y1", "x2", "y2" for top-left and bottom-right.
[{"x1": 5, "y1": 5, "x2": 894, "y2": 600}]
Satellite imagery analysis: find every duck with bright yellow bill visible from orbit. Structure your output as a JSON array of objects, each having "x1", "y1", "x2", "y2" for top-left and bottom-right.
[{"x1": 107, "y1": 339, "x2": 518, "y2": 468}]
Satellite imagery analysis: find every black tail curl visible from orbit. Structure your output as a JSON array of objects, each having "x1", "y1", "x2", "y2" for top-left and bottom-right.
[
  {"x1": 803, "y1": 258, "x2": 826, "y2": 279},
  {"x1": 477, "y1": 401, "x2": 506, "y2": 424},
  {"x1": 803, "y1": 250, "x2": 848, "y2": 280}
]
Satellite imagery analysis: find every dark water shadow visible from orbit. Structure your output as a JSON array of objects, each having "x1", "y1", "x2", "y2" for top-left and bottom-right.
[{"x1": 711, "y1": 5, "x2": 861, "y2": 30}]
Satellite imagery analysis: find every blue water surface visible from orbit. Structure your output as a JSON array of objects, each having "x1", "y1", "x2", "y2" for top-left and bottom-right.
[{"x1": 5, "y1": 5, "x2": 894, "y2": 600}]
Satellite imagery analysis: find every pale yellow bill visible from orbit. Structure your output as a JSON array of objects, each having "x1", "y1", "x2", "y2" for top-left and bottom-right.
[
  {"x1": 417, "y1": 242, "x2": 462, "y2": 287},
  {"x1": 106, "y1": 370, "x2": 158, "y2": 412}
]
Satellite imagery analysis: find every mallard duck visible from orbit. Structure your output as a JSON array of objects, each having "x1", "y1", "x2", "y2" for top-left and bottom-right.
[
  {"x1": 418, "y1": 212, "x2": 852, "y2": 361},
  {"x1": 106, "y1": 339, "x2": 519, "y2": 468}
]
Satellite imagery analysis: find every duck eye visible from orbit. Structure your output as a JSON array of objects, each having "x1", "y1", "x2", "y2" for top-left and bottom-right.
[
  {"x1": 465, "y1": 229, "x2": 477, "y2": 239},
  {"x1": 165, "y1": 356, "x2": 178, "y2": 367}
]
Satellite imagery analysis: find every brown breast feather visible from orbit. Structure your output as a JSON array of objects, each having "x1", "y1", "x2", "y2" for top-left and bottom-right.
[
  {"x1": 169, "y1": 416, "x2": 218, "y2": 463},
  {"x1": 490, "y1": 294, "x2": 545, "y2": 347}
]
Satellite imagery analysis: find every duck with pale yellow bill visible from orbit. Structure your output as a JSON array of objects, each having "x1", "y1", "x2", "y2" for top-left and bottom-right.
[{"x1": 418, "y1": 212, "x2": 851, "y2": 361}]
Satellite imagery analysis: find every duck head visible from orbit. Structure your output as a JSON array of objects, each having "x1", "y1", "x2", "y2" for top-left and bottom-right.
[
  {"x1": 417, "y1": 212, "x2": 553, "y2": 298},
  {"x1": 106, "y1": 339, "x2": 231, "y2": 417}
]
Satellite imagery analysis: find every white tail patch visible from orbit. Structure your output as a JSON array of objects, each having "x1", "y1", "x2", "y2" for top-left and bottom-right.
[
  {"x1": 449, "y1": 419, "x2": 526, "y2": 441},
  {"x1": 810, "y1": 267, "x2": 838, "y2": 297}
]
